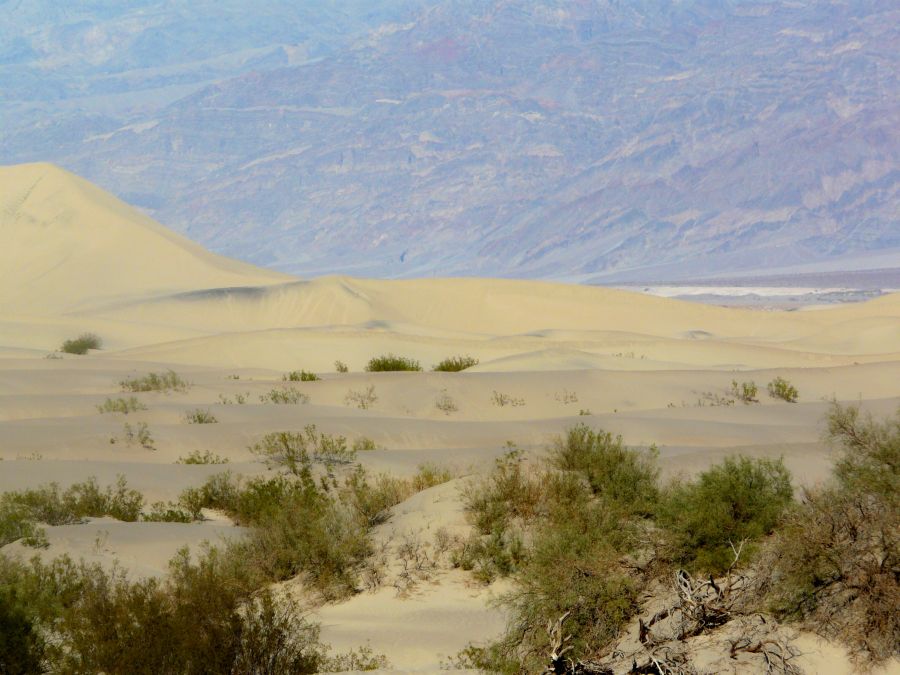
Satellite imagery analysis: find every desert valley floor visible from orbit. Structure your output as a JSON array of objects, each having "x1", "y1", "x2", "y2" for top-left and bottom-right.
[{"x1": 1, "y1": 163, "x2": 899, "y2": 673}]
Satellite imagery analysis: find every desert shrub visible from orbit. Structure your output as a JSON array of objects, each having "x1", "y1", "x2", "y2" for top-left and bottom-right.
[
  {"x1": 121, "y1": 421, "x2": 155, "y2": 450},
  {"x1": 435, "y1": 389, "x2": 458, "y2": 414},
  {"x1": 334, "y1": 360, "x2": 349, "y2": 373},
  {"x1": 259, "y1": 386, "x2": 309, "y2": 405},
  {"x1": 462, "y1": 449, "x2": 542, "y2": 536},
  {"x1": 410, "y1": 462, "x2": 455, "y2": 492},
  {"x1": 176, "y1": 450, "x2": 228, "y2": 465},
  {"x1": 433, "y1": 355, "x2": 479, "y2": 372},
  {"x1": 0, "y1": 583, "x2": 44, "y2": 674},
  {"x1": 365, "y1": 354, "x2": 421, "y2": 372},
  {"x1": 60, "y1": 332, "x2": 102, "y2": 355},
  {"x1": 491, "y1": 391, "x2": 525, "y2": 407},
  {"x1": 656, "y1": 456, "x2": 793, "y2": 574},
  {"x1": 351, "y1": 436, "x2": 378, "y2": 452},
  {"x1": 218, "y1": 392, "x2": 249, "y2": 405},
  {"x1": 758, "y1": 404, "x2": 899, "y2": 663},
  {"x1": 183, "y1": 408, "x2": 217, "y2": 424},
  {"x1": 341, "y1": 463, "x2": 455, "y2": 528},
  {"x1": 767, "y1": 376, "x2": 798, "y2": 402},
  {"x1": 549, "y1": 424, "x2": 659, "y2": 515},
  {"x1": 731, "y1": 379, "x2": 759, "y2": 403},
  {"x1": 120, "y1": 370, "x2": 189, "y2": 393},
  {"x1": 345, "y1": 384, "x2": 377, "y2": 409},
  {"x1": 283, "y1": 370, "x2": 320, "y2": 382},
  {"x1": 321, "y1": 645, "x2": 390, "y2": 671},
  {"x1": 249, "y1": 426, "x2": 356, "y2": 475},
  {"x1": 97, "y1": 396, "x2": 146, "y2": 414}
]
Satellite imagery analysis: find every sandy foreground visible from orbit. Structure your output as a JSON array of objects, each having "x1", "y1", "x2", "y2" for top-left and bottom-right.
[{"x1": 1, "y1": 163, "x2": 898, "y2": 672}]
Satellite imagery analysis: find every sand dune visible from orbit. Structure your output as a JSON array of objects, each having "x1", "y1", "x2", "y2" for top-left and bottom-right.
[{"x1": 1, "y1": 164, "x2": 898, "y2": 672}]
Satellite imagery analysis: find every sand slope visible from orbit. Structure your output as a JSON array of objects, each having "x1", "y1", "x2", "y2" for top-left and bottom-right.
[{"x1": 0, "y1": 164, "x2": 898, "y2": 672}]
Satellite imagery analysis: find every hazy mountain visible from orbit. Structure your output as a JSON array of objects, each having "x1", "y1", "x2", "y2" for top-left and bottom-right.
[{"x1": 3, "y1": 1, "x2": 898, "y2": 281}]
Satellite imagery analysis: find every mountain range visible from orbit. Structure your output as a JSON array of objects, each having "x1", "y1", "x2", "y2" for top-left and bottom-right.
[{"x1": 3, "y1": 0, "x2": 898, "y2": 282}]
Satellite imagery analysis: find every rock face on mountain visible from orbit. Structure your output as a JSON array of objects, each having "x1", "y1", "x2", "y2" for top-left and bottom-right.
[{"x1": 3, "y1": 1, "x2": 898, "y2": 280}]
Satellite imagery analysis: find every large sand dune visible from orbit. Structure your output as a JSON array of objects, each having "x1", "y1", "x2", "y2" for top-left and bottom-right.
[{"x1": 1, "y1": 163, "x2": 898, "y2": 672}]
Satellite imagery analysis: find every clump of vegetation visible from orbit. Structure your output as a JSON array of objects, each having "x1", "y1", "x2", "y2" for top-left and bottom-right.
[
  {"x1": 283, "y1": 370, "x2": 321, "y2": 382},
  {"x1": 334, "y1": 360, "x2": 349, "y2": 373},
  {"x1": 491, "y1": 391, "x2": 525, "y2": 407},
  {"x1": 433, "y1": 355, "x2": 479, "y2": 372},
  {"x1": 119, "y1": 422, "x2": 156, "y2": 450},
  {"x1": 767, "y1": 376, "x2": 799, "y2": 402},
  {"x1": 0, "y1": 476, "x2": 144, "y2": 547},
  {"x1": 176, "y1": 450, "x2": 229, "y2": 465},
  {"x1": 656, "y1": 456, "x2": 793, "y2": 574},
  {"x1": 365, "y1": 354, "x2": 421, "y2": 372},
  {"x1": 342, "y1": 463, "x2": 455, "y2": 528},
  {"x1": 345, "y1": 385, "x2": 377, "y2": 409},
  {"x1": 554, "y1": 389, "x2": 578, "y2": 404},
  {"x1": 184, "y1": 409, "x2": 218, "y2": 424},
  {"x1": 259, "y1": 387, "x2": 309, "y2": 405},
  {"x1": 730, "y1": 379, "x2": 759, "y2": 403},
  {"x1": 60, "y1": 333, "x2": 102, "y2": 355},
  {"x1": 435, "y1": 389, "x2": 458, "y2": 414},
  {"x1": 96, "y1": 396, "x2": 146, "y2": 414},
  {"x1": 759, "y1": 403, "x2": 899, "y2": 663},
  {"x1": 249, "y1": 426, "x2": 356, "y2": 473},
  {"x1": 120, "y1": 370, "x2": 189, "y2": 393},
  {"x1": 696, "y1": 390, "x2": 735, "y2": 407},
  {"x1": 218, "y1": 392, "x2": 249, "y2": 405},
  {"x1": 351, "y1": 437, "x2": 379, "y2": 453}
]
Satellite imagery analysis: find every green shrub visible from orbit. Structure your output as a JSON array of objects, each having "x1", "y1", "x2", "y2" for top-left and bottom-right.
[
  {"x1": 461, "y1": 449, "x2": 542, "y2": 536},
  {"x1": 0, "y1": 583, "x2": 44, "y2": 673},
  {"x1": 433, "y1": 355, "x2": 479, "y2": 372},
  {"x1": 0, "y1": 477, "x2": 145, "y2": 546},
  {"x1": 97, "y1": 396, "x2": 146, "y2": 414},
  {"x1": 760, "y1": 404, "x2": 899, "y2": 663},
  {"x1": 176, "y1": 450, "x2": 229, "y2": 465},
  {"x1": 731, "y1": 379, "x2": 759, "y2": 403},
  {"x1": 183, "y1": 408, "x2": 218, "y2": 424},
  {"x1": 365, "y1": 354, "x2": 421, "y2": 372},
  {"x1": 122, "y1": 421, "x2": 155, "y2": 450},
  {"x1": 120, "y1": 370, "x2": 189, "y2": 393},
  {"x1": 249, "y1": 426, "x2": 356, "y2": 474},
  {"x1": 259, "y1": 386, "x2": 309, "y2": 405},
  {"x1": 767, "y1": 376, "x2": 798, "y2": 402},
  {"x1": 60, "y1": 332, "x2": 102, "y2": 355},
  {"x1": 283, "y1": 370, "x2": 321, "y2": 382},
  {"x1": 351, "y1": 437, "x2": 378, "y2": 452},
  {"x1": 549, "y1": 424, "x2": 659, "y2": 515},
  {"x1": 334, "y1": 360, "x2": 349, "y2": 373},
  {"x1": 344, "y1": 385, "x2": 377, "y2": 409},
  {"x1": 656, "y1": 456, "x2": 793, "y2": 574}
]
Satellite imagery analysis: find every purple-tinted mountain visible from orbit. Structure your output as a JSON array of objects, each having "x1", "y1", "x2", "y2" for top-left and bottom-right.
[{"x1": 3, "y1": 1, "x2": 898, "y2": 281}]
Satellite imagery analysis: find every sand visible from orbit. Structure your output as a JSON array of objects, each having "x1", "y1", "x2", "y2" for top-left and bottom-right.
[{"x1": 1, "y1": 162, "x2": 898, "y2": 672}]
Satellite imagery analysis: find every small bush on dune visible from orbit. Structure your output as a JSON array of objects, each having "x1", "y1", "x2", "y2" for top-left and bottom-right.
[
  {"x1": 283, "y1": 370, "x2": 321, "y2": 382},
  {"x1": 120, "y1": 370, "x2": 189, "y2": 393},
  {"x1": 345, "y1": 385, "x2": 377, "y2": 409},
  {"x1": 183, "y1": 408, "x2": 218, "y2": 424},
  {"x1": 365, "y1": 354, "x2": 421, "y2": 372},
  {"x1": 461, "y1": 448, "x2": 542, "y2": 537},
  {"x1": 259, "y1": 386, "x2": 309, "y2": 405},
  {"x1": 767, "y1": 376, "x2": 798, "y2": 402},
  {"x1": 656, "y1": 456, "x2": 793, "y2": 574},
  {"x1": 351, "y1": 436, "x2": 378, "y2": 452},
  {"x1": 433, "y1": 355, "x2": 479, "y2": 372},
  {"x1": 176, "y1": 449, "x2": 228, "y2": 465},
  {"x1": 334, "y1": 360, "x2": 349, "y2": 373},
  {"x1": 97, "y1": 396, "x2": 146, "y2": 414},
  {"x1": 550, "y1": 424, "x2": 659, "y2": 515},
  {"x1": 731, "y1": 379, "x2": 759, "y2": 403},
  {"x1": 60, "y1": 333, "x2": 102, "y2": 355},
  {"x1": 248, "y1": 426, "x2": 356, "y2": 474}
]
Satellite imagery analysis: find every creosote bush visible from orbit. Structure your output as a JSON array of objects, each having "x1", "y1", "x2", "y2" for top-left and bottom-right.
[
  {"x1": 97, "y1": 396, "x2": 146, "y2": 414},
  {"x1": 259, "y1": 386, "x2": 309, "y2": 405},
  {"x1": 176, "y1": 450, "x2": 228, "y2": 465},
  {"x1": 183, "y1": 408, "x2": 218, "y2": 424},
  {"x1": 120, "y1": 370, "x2": 189, "y2": 393},
  {"x1": 365, "y1": 354, "x2": 421, "y2": 372},
  {"x1": 433, "y1": 355, "x2": 479, "y2": 372},
  {"x1": 334, "y1": 360, "x2": 349, "y2": 373},
  {"x1": 248, "y1": 426, "x2": 356, "y2": 473},
  {"x1": 767, "y1": 376, "x2": 799, "y2": 402},
  {"x1": 655, "y1": 456, "x2": 793, "y2": 574},
  {"x1": 60, "y1": 332, "x2": 102, "y2": 355},
  {"x1": 731, "y1": 379, "x2": 759, "y2": 403},
  {"x1": 758, "y1": 403, "x2": 899, "y2": 663},
  {"x1": 283, "y1": 370, "x2": 321, "y2": 382}
]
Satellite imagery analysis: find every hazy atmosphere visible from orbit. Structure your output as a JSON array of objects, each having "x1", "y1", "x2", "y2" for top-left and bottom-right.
[{"x1": 0, "y1": 2, "x2": 898, "y2": 674}]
